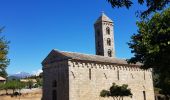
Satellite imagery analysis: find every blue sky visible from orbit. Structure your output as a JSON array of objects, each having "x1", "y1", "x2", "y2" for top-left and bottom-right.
[{"x1": 0, "y1": 0, "x2": 146, "y2": 74}]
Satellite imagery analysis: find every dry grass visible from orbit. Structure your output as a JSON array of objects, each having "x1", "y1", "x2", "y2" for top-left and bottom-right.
[{"x1": 0, "y1": 88, "x2": 42, "y2": 100}]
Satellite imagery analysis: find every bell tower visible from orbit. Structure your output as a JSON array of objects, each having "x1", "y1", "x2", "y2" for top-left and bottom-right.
[{"x1": 94, "y1": 12, "x2": 115, "y2": 57}]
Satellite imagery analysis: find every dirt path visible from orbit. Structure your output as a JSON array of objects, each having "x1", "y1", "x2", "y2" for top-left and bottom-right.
[
  {"x1": 0, "y1": 88, "x2": 42, "y2": 100},
  {"x1": 0, "y1": 93, "x2": 41, "y2": 100}
]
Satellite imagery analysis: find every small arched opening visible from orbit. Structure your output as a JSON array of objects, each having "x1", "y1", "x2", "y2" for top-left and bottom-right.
[{"x1": 108, "y1": 49, "x2": 112, "y2": 57}]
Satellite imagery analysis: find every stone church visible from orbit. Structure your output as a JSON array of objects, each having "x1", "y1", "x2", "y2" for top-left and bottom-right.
[{"x1": 42, "y1": 13, "x2": 155, "y2": 100}]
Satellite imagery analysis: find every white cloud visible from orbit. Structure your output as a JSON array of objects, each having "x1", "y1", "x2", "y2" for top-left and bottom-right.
[
  {"x1": 32, "y1": 69, "x2": 43, "y2": 76},
  {"x1": 15, "y1": 71, "x2": 22, "y2": 74}
]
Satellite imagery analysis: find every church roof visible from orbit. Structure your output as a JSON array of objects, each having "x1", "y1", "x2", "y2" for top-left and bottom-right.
[
  {"x1": 95, "y1": 12, "x2": 113, "y2": 23},
  {"x1": 42, "y1": 49, "x2": 141, "y2": 66}
]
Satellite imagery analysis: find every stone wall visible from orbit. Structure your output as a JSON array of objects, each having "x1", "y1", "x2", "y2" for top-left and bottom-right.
[
  {"x1": 42, "y1": 61, "x2": 69, "y2": 100},
  {"x1": 68, "y1": 60, "x2": 155, "y2": 100},
  {"x1": 42, "y1": 59, "x2": 155, "y2": 100}
]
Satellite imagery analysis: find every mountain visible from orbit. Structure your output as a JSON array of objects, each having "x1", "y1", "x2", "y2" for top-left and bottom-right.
[{"x1": 8, "y1": 72, "x2": 32, "y2": 80}]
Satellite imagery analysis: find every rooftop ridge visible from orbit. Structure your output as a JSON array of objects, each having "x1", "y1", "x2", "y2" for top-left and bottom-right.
[
  {"x1": 53, "y1": 49, "x2": 142, "y2": 66},
  {"x1": 54, "y1": 49, "x2": 117, "y2": 59}
]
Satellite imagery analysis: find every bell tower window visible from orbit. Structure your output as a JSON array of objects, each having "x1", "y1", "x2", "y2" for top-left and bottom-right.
[
  {"x1": 106, "y1": 27, "x2": 110, "y2": 35},
  {"x1": 107, "y1": 38, "x2": 111, "y2": 46},
  {"x1": 108, "y1": 49, "x2": 112, "y2": 57}
]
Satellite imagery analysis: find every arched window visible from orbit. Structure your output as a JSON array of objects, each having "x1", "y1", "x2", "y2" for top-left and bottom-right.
[
  {"x1": 52, "y1": 80, "x2": 57, "y2": 87},
  {"x1": 106, "y1": 27, "x2": 110, "y2": 35},
  {"x1": 108, "y1": 49, "x2": 112, "y2": 57},
  {"x1": 107, "y1": 38, "x2": 111, "y2": 46}
]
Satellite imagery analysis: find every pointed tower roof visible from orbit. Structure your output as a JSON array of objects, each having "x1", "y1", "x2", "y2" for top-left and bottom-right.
[{"x1": 95, "y1": 12, "x2": 113, "y2": 23}]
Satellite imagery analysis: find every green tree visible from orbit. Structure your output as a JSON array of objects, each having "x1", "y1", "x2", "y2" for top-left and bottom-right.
[
  {"x1": 0, "y1": 26, "x2": 10, "y2": 78},
  {"x1": 16, "y1": 81, "x2": 26, "y2": 95},
  {"x1": 0, "y1": 80, "x2": 26, "y2": 95},
  {"x1": 36, "y1": 78, "x2": 42, "y2": 87},
  {"x1": 100, "y1": 83, "x2": 132, "y2": 100},
  {"x1": 0, "y1": 83, "x2": 8, "y2": 94},
  {"x1": 0, "y1": 83, "x2": 5, "y2": 90},
  {"x1": 107, "y1": 0, "x2": 170, "y2": 18},
  {"x1": 7, "y1": 80, "x2": 18, "y2": 94},
  {"x1": 27, "y1": 80, "x2": 33, "y2": 89},
  {"x1": 128, "y1": 8, "x2": 170, "y2": 96},
  {"x1": 39, "y1": 72, "x2": 43, "y2": 78}
]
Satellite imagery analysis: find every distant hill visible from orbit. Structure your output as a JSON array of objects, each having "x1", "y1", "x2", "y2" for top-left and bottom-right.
[{"x1": 8, "y1": 72, "x2": 32, "y2": 80}]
